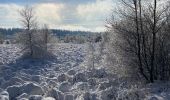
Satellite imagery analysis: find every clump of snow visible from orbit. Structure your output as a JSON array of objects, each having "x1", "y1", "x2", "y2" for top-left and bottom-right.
[
  {"x1": 47, "y1": 88, "x2": 64, "y2": 100},
  {"x1": 87, "y1": 78, "x2": 96, "y2": 87},
  {"x1": 57, "y1": 73, "x2": 69, "y2": 82},
  {"x1": 97, "y1": 81, "x2": 112, "y2": 90},
  {"x1": 59, "y1": 82, "x2": 71, "y2": 92},
  {"x1": 73, "y1": 72, "x2": 87, "y2": 83},
  {"x1": 64, "y1": 94, "x2": 74, "y2": 100},
  {"x1": 76, "y1": 92, "x2": 98, "y2": 100},
  {"x1": 1, "y1": 77, "x2": 24, "y2": 89},
  {"x1": 31, "y1": 75, "x2": 43, "y2": 83},
  {"x1": 7, "y1": 82, "x2": 44, "y2": 99},
  {"x1": 0, "y1": 90, "x2": 9, "y2": 100},
  {"x1": 42, "y1": 97, "x2": 55, "y2": 100},
  {"x1": 22, "y1": 83, "x2": 44, "y2": 96},
  {"x1": 28, "y1": 95, "x2": 43, "y2": 100},
  {"x1": 99, "y1": 86, "x2": 117, "y2": 100},
  {"x1": 72, "y1": 82, "x2": 89, "y2": 91},
  {"x1": 67, "y1": 69, "x2": 76, "y2": 76},
  {"x1": 16, "y1": 93, "x2": 28, "y2": 100}
]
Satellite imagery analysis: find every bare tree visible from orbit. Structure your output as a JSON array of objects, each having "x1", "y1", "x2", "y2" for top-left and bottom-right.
[{"x1": 19, "y1": 5, "x2": 37, "y2": 56}]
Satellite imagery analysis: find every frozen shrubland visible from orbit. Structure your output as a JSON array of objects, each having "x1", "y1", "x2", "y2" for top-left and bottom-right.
[{"x1": 0, "y1": 43, "x2": 170, "y2": 100}]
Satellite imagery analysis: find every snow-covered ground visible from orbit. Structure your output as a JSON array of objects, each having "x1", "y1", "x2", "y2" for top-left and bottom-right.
[{"x1": 0, "y1": 43, "x2": 170, "y2": 100}]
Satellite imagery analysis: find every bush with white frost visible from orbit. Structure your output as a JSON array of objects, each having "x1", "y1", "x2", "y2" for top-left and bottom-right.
[{"x1": 17, "y1": 6, "x2": 56, "y2": 58}]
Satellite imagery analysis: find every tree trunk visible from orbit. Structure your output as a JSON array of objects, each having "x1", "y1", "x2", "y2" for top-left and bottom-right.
[{"x1": 150, "y1": 0, "x2": 157, "y2": 83}]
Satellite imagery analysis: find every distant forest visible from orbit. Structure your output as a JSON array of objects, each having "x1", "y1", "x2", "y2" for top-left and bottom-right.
[{"x1": 0, "y1": 28, "x2": 102, "y2": 39}]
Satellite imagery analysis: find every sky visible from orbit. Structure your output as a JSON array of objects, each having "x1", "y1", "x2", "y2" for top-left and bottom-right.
[{"x1": 0, "y1": 0, "x2": 119, "y2": 32}]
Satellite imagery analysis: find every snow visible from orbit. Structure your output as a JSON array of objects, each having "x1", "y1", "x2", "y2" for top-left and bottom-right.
[{"x1": 0, "y1": 43, "x2": 170, "y2": 100}]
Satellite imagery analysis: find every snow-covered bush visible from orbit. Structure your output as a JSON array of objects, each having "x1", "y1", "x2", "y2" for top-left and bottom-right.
[{"x1": 17, "y1": 6, "x2": 56, "y2": 58}]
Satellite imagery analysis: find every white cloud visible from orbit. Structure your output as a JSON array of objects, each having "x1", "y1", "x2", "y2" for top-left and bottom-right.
[
  {"x1": 0, "y1": 4, "x2": 22, "y2": 28},
  {"x1": 35, "y1": 3, "x2": 65, "y2": 25},
  {"x1": 76, "y1": 0, "x2": 113, "y2": 21},
  {"x1": 0, "y1": 0, "x2": 114, "y2": 32}
]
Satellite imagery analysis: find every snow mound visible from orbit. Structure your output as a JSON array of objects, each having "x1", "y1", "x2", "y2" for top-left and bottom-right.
[
  {"x1": 73, "y1": 73, "x2": 87, "y2": 83},
  {"x1": 47, "y1": 88, "x2": 64, "y2": 100},
  {"x1": 28, "y1": 95, "x2": 43, "y2": 100},
  {"x1": 1, "y1": 77, "x2": 24, "y2": 89},
  {"x1": 7, "y1": 82, "x2": 44, "y2": 99},
  {"x1": 64, "y1": 94, "x2": 74, "y2": 100},
  {"x1": 99, "y1": 86, "x2": 117, "y2": 100},
  {"x1": 59, "y1": 82, "x2": 71, "y2": 92},
  {"x1": 57, "y1": 73, "x2": 69, "y2": 82},
  {"x1": 22, "y1": 83, "x2": 44, "y2": 95},
  {"x1": 42, "y1": 97, "x2": 55, "y2": 100},
  {"x1": 7, "y1": 85, "x2": 23, "y2": 100},
  {"x1": 76, "y1": 92, "x2": 98, "y2": 100},
  {"x1": 67, "y1": 69, "x2": 76, "y2": 76},
  {"x1": 72, "y1": 82, "x2": 89, "y2": 91},
  {"x1": 0, "y1": 90, "x2": 9, "y2": 100}
]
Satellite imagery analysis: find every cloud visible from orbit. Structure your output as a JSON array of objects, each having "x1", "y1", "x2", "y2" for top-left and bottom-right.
[
  {"x1": 0, "y1": 4, "x2": 22, "y2": 28},
  {"x1": 76, "y1": 0, "x2": 113, "y2": 21},
  {"x1": 35, "y1": 3, "x2": 65, "y2": 25},
  {"x1": 0, "y1": 0, "x2": 115, "y2": 32}
]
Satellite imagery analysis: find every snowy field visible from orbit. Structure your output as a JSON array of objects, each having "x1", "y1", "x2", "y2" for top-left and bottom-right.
[{"x1": 0, "y1": 43, "x2": 170, "y2": 100}]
